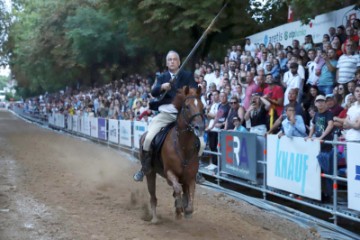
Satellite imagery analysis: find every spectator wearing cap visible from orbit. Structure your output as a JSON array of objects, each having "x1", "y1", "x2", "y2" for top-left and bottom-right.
[
  {"x1": 307, "y1": 95, "x2": 334, "y2": 142},
  {"x1": 278, "y1": 104, "x2": 307, "y2": 138},
  {"x1": 307, "y1": 94, "x2": 335, "y2": 201},
  {"x1": 336, "y1": 39, "x2": 360, "y2": 85},
  {"x1": 318, "y1": 48, "x2": 338, "y2": 95},
  {"x1": 244, "y1": 92, "x2": 271, "y2": 136},
  {"x1": 282, "y1": 62, "x2": 302, "y2": 106},
  {"x1": 325, "y1": 93, "x2": 343, "y2": 117},
  {"x1": 233, "y1": 116, "x2": 248, "y2": 132},
  {"x1": 344, "y1": 84, "x2": 360, "y2": 141}
]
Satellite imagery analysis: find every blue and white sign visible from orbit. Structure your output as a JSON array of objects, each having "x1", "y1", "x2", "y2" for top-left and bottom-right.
[
  {"x1": 347, "y1": 142, "x2": 360, "y2": 211},
  {"x1": 267, "y1": 135, "x2": 321, "y2": 200},
  {"x1": 98, "y1": 118, "x2": 107, "y2": 140},
  {"x1": 119, "y1": 120, "x2": 132, "y2": 147},
  {"x1": 220, "y1": 131, "x2": 257, "y2": 181},
  {"x1": 133, "y1": 121, "x2": 148, "y2": 149},
  {"x1": 108, "y1": 119, "x2": 119, "y2": 144}
]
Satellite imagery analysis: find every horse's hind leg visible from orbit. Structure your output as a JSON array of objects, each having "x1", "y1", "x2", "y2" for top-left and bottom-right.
[
  {"x1": 146, "y1": 171, "x2": 158, "y2": 224},
  {"x1": 167, "y1": 170, "x2": 182, "y2": 219}
]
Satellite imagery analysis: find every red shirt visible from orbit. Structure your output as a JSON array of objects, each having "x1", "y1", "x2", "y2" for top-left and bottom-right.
[{"x1": 263, "y1": 85, "x2": 284, "y2": 117}]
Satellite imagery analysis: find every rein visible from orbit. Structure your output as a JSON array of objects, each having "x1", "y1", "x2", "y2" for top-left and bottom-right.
[
  {"x1": 179, "y1": 96, "x2": 205, "y2": 133},
  {"x1": 173, "y1": 95, "x2": 204, "y2": 166}
]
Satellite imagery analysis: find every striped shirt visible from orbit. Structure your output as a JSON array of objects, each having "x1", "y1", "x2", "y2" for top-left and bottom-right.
[{"x1": 337, "y1": 54, "x2": 360, "y2": 84}]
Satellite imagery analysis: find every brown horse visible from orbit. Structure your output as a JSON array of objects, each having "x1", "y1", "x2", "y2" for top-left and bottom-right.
[{"x1": 140, "y1": 86, "x2": 205, "y2": 223}]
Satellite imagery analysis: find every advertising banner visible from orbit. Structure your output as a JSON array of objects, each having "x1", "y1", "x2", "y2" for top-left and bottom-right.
[
  {"x1": 108, "y1": 119, "x2": 119, "y2": 144},
  {"x1": 72, "y1": 115, "x2": 79, "y2": 132},
  {"x1": 48, "y1": 114, "x2": 54, "y2": 125},
  {"x1": 220, "y1": 131, "x2": 257, "y2": 181},
  {"x1": 347, "y1": 142, "x2": 360, "y2": 211},
  {"x1": 119, "y1": 120, "x2": 132, "y2": 147},
  {"x1": 98, "y1": 118, "x2": 107, "y2": 140},
  {"x1": 90, "y1": 117, "x2": 98, "y2": 138},
  {"x1": 67, "y1": 115, "x2": 72, "y2": 130},
  {"x1": 248, "y1": 5, "x2": 358, "y2": 46},
  {"x1": 82, "y1": 116, "x2": 91, "y2": 136},
  {"x1": 57, "y1": 114, "x2": 65, "y2": 128},
  {"x1": 133, "y1": 121, "x2": 148, "y2": 149},
  {"x1": 267, "y1": 135, "x2": 321, "y2": 200}
]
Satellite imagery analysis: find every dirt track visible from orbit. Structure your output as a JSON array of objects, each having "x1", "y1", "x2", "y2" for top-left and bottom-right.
[{"x1": 0, "y1": 110, "x2": 321, "y2": 240}]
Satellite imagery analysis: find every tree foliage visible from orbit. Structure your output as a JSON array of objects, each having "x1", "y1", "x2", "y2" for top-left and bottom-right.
[
  {"x1": 289, "y1": 0, "x2": 359, "y2": 24},
  {"x1": 1, "y1": 0, "x2": 357, "y2": 97},
  {"x1": 0, "y1": 0, "x2": 11, "y2": 66}
]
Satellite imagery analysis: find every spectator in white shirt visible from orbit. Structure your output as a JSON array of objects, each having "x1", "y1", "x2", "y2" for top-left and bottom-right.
[
  {"x1": 344, "y1": 84, "x2": 360, "y2": 141},
  {"x1": 282, "y1": 62, "x2": 302, "y2": 106}
]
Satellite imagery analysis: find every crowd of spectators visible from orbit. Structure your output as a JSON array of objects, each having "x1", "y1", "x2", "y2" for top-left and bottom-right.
[{"x1": 21, "y1": 23, "x2": 360, "y2": 147}]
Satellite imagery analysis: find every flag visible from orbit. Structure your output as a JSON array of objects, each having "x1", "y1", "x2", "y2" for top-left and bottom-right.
[{"x1": 288, "y1": 5, "x2": 294, "y2": 23}]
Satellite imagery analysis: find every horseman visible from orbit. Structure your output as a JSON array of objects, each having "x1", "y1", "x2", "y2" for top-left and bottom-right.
[{"x1": 133, "y1": 50, "x2": 205, "y2": 182}]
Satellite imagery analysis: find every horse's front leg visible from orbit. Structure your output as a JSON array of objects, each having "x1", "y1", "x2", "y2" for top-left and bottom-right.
[
  {"x1": 184, "y1": 180, "x2": 196, "y2": 218},
  {"x1": 146, "y1": 171, "x2": 158, "y2": 224},
  {"x1": 166, "y1": 170, "x2": 183, "y2": 219}
]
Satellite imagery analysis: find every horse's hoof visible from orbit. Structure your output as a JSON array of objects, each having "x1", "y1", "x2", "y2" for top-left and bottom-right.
[
  {"x1": 151, "y1": 218, "x2": 159, "y2": 224},
  {"x1": 175, "y1": 214, "x2": 182, "y2": 220},
  {"x1": 184, "y1": 213, "x2": 192, "y2": 219}
]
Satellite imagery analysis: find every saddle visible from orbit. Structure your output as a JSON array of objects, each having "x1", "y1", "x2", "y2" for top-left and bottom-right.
[{"x1": 151, "y1": 121, "x2": 176, "y2": 155}]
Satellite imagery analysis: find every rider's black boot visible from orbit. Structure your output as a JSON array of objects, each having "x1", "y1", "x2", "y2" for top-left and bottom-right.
[{"x1": 133, "y1": 150, "x2": 152, "y2": 182}]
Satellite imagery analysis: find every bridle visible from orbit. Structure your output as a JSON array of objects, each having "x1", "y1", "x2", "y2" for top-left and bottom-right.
[{"x1": 179, "y1": 96, "x2": 205, "y2": 134}]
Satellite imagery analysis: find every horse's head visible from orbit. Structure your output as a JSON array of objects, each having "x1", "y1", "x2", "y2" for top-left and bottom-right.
[{"x1": 175, "y1": 86, "x2": 205, "y2": 137}]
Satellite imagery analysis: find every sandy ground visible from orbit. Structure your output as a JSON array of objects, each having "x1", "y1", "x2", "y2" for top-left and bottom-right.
[{"x1": 0, "y1": 110, "x2": 321, "y2": 240}]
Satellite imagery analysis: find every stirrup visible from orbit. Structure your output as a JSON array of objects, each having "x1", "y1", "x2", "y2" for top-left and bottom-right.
[{"x1": 133, "y1": 170, "x2": 144, "y2": 182}]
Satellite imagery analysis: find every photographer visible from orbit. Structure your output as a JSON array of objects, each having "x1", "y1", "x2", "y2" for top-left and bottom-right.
[{"x1": 244, "y1": 93, "x2": 270, "y2": 136}]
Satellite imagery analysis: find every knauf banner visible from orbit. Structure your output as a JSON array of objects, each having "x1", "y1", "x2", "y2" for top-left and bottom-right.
[
  {"x1": 119, "y1": 120, "x2": 132, "y2": 147},
  {"x1": 347, "y1": 142, "x2": 360, "y2": 211},
  {"x1": 267, "y1": 135, "x2": 321, "y2": 200},
  {"x1": 108, "y1": 119, "x2": 119, "y2": 144},
  {"x1": 72, "y1": 115, "x2": 79, "y2": 132},
  {"x1": 67, "y1": 115, "x2": 72, "y2": 130},
  {"x1": 220, "y1": 131, "x2": 257, "y2": 181},
  {"x1": 90, "y1": 117, "x2": 98, "y2": 138},
  {"x1": 134, "y1": 121, "x2": 148, "y2": 149},
  {"x1": 98, "y1": 118, "x2": 107, "y2": 140}
]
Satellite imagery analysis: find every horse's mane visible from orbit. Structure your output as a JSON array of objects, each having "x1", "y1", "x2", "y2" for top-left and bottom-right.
[{"x1": 172, "y1": 87, "x2": 199, "y2": 111}]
